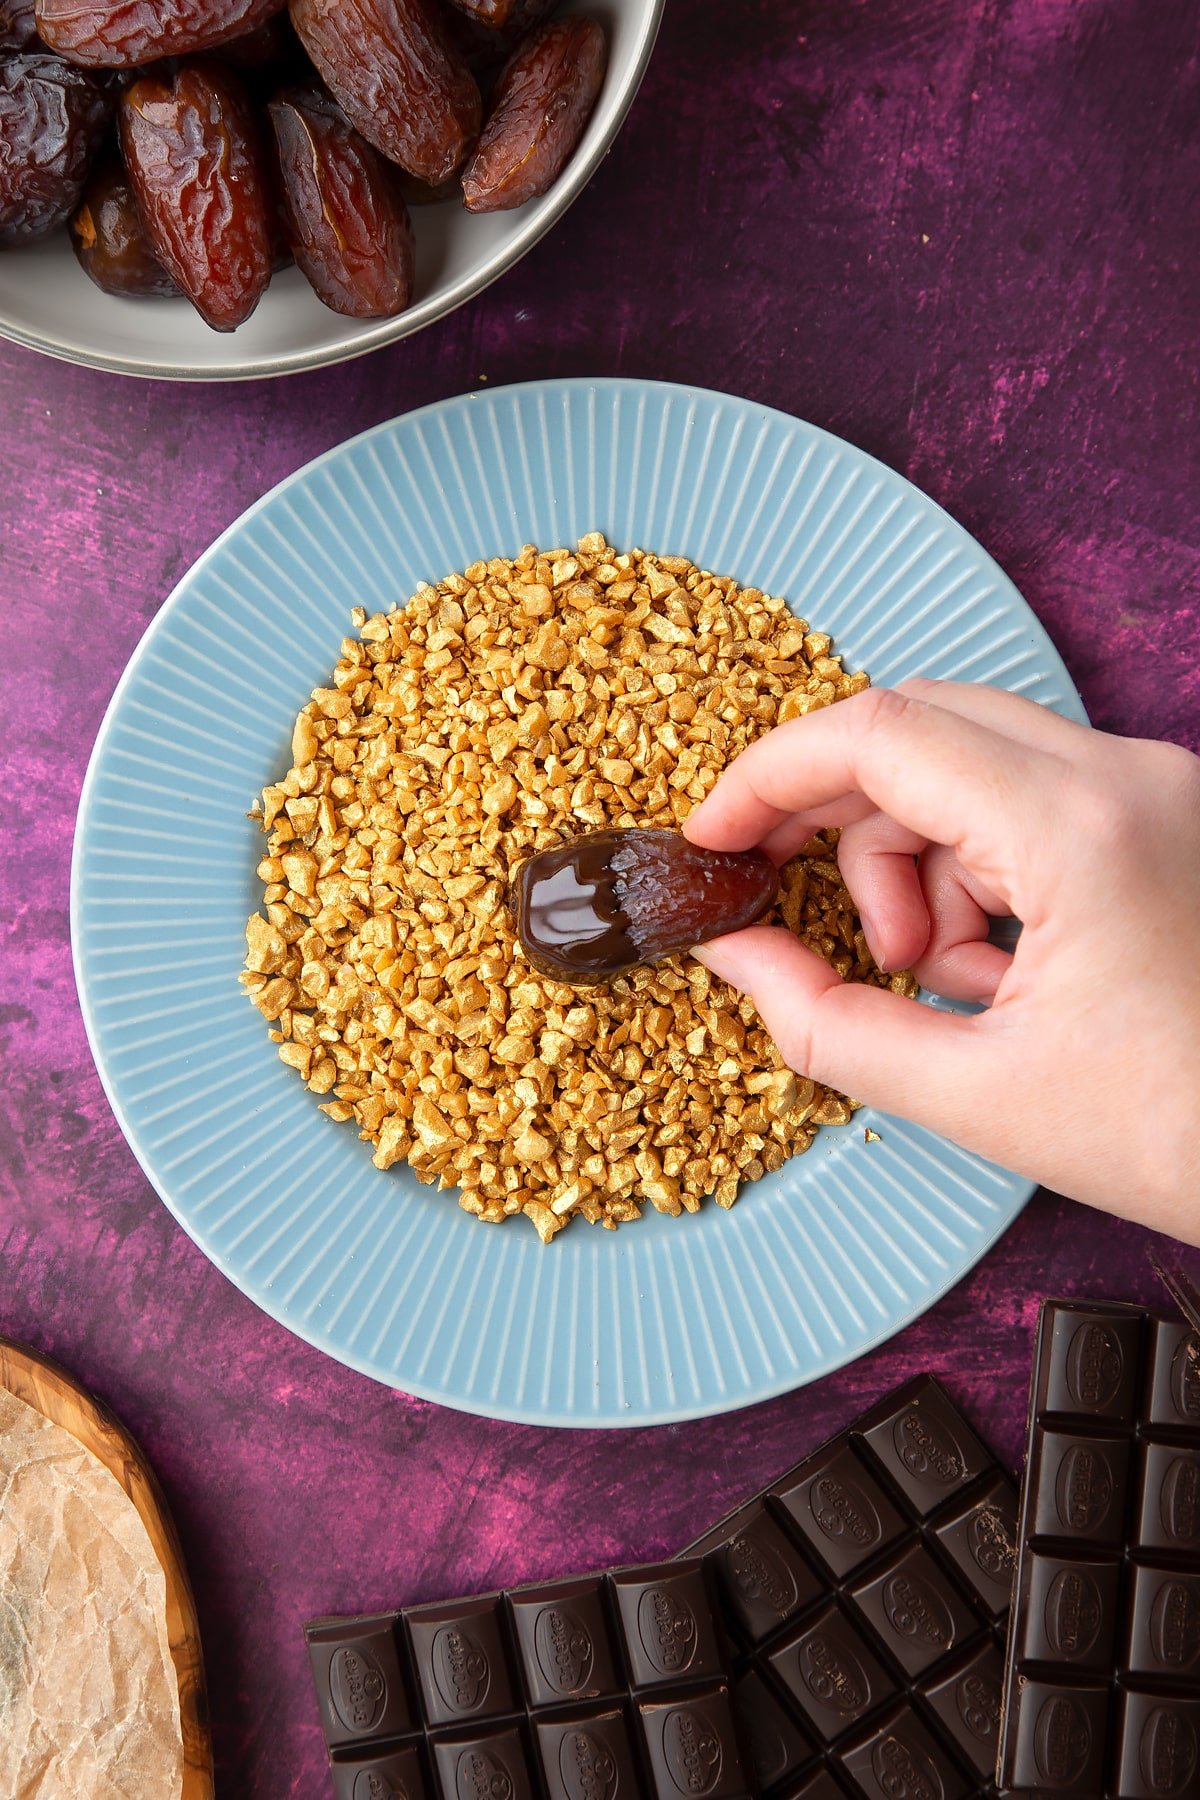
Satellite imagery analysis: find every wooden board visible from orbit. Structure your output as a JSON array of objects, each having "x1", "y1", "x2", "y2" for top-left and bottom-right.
[{"x1": 0, "y1": 1335, "x2": 214, "y2": 1800}]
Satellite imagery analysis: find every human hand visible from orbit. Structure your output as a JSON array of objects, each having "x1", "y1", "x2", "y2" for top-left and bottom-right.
[{"x1": 683, "y1": 681, "x2": 1200, "y2": 1243}]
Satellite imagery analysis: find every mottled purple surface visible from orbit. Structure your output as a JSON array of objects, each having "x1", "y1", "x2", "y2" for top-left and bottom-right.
[{"x1": 2, "y1": 2, "x2": 1199, "y2": 1794}]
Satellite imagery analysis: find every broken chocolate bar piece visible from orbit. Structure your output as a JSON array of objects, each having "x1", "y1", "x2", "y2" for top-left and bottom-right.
[
  {"x1": 683, "y1": 1374, "x2": 1017, "y2": 1797},
  {"x1": 998, "y1": 1298, "x2": 1200, "y2": 1796},
  {"x1": 307, "y1": 1559, "x2": 754, "y2": 1800}
]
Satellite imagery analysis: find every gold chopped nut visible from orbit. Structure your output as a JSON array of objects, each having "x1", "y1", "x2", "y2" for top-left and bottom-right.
[
  {"x1": 244, "y1": 912, "x2": 287, "y2": 974},
  {"x1": 523, "y1": 1201, "x2": 561, "y2": 1244},
  {"x1": 242, "y1": 536, "x2": 905, "y2": 1240},
  {"x1": 745, "y1": 1069, "x2": 798, "y2": 1115},
  {"x1": 292, "y1": 712, "x2": 319, "y2": 767}
]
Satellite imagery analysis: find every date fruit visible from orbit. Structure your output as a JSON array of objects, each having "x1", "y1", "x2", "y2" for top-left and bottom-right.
[
  {"x1": 288, "y1": 0, "x2": 480, "y2": 186},
  {"x1": 34, "y1": 0, "x2": 285, "y2": 70},
  {"x1": 0, "y1": 53, "x2": 108, "y2": 244},
  {"x1": 70, "y1": 157, "x2": 178, "y2": 294},
  {"x1": 513, "y1": 828, "x2": 779, "y2": 981},
  {"x1": 269, "y1": 88, "x2": 415, "y2": 318},
  {"x1": 119, "y1": 62, "x2": 272, "y2": 330},
  {"x1": 443, "y1": 0, "x2": 561, "y2": 86},
  {"x1": 0, "y1": 0, "x2": 37, "y2": 50},
  {"x1": 462, "y1": 16, "x2": 605, "y2": 213}
]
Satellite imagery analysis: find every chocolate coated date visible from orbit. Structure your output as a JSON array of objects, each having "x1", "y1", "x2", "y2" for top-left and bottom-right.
[
  {"x1": 70, "y1": 157, "x2": 178, "y2": 294},
  {"x1": 288, "y1": 0, "x2": 480, "y2": 185},
  {"x1": 269, "y1": 89, "x2": 414, "y2": 318},
  {"x1": 514, "y1": 829, "x2": 779, "y2": 981},
  {"x1": 462, "y1": 16, "x2": 605, "y2": 212},
  {"x1": 0, "y1": 53, "x2": 108, "y2": 244},
  {"x1": 35, "y1": 0, "x2": 285, "y2": 69},
  {"x1": 118, "y1": 63, "x2": 271, "y2": 329}
]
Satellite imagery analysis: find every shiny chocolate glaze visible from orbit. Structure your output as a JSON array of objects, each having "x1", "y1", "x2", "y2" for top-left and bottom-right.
[
  {"x1": 512, "y1": 827, "x2": 778, "y2": 982},
  {"x1": 513, "y1": 829, "x2": 638, "y2": 979}
]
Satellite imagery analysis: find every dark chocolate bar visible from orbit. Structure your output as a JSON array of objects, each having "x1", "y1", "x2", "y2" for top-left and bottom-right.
[
  {"x1": 998, "y1": 1299, "x2": 1200, "y2": 1797},
  {"x1": 683, "y1": 1375, "x2": 1017, "y2": 1799},
  {"x1": 307, "y1": 1559, "x2": 755, "y2": 1800}
]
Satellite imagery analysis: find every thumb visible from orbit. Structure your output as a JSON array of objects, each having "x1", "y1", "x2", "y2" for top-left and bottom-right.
[{"x1": 693, "y1": 924, "x2": 1005, "y2": 1141}]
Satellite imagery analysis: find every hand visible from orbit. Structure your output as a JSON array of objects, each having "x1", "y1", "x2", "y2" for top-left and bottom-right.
[{"x1": 683, "y1": 681, "x2": 1200, "y2": 1243}]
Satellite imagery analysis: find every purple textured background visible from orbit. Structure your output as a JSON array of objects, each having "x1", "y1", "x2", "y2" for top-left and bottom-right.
[{"x1": 2, "y1": 2, "x2": 1199, "y2": 1794}]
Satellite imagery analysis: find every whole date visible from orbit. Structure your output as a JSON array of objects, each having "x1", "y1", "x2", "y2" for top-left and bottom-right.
[
  {"x1": 118, "y1": 62, "x2": 272, "y2": 330},
  {"x1": 462, "y1": 16, "x2": 605, "y2": 212},
  {"x1": 70, "y1": 158, "x2": 178, "y2": 295},
  {"x1": 0, "y1": 52, "x2": 108, "y2": 244},
  {"x1": 34, "y1": 0, "x2": 286, "y2": 69},
  {"x1": 269, "y1": 89, "x2": 415, "y2": 318},
  {"x1": 288, "y1": 0, "x2": 480, "y2": 186}
]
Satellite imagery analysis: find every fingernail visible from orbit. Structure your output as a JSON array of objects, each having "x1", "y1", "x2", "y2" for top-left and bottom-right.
[{"x1": 863, "y1": 929, "x2": 889, "y2": 973}]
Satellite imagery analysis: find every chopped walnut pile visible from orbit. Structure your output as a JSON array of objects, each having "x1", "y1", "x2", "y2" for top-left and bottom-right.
[{"x1": 240, "y1": 535, "x2": 915, "y2": 1241}]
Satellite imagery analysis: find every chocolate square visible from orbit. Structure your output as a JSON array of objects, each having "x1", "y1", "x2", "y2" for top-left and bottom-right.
[
  {"x1": 637, "y1": 1684, "x2": 748, "y2": 1800},
  {"x1": 610, "y1": 1564, "x2": 725, "y2": 1690},
  {"x1": 307, "y1": 1615, "x2": 414, "y2": 1748},
  {"x1": 1124, "y1": 1564, "x2": 1200, "y2": 1679},
  {"x1": 840, "y1": 1704, "x2": 971, "y2": 1800},
  {"x1": 1113, "y1": 1690, "x2": 1200, "y2": 1800},
  {"x1": 733, "y1": 1668, "x2": 814, "y2": 1792},
  {"x1": 704, "y1": 1505, "x2": 822, "y2": 1644},
  {"x1": 932, "y1": 1473, "x2": 1018, "y2": 1618},
  {"x1": 860, "y1": 1385, "x2": 990, "y2": 1516},
  {"x1": 1016, "y1": 1553, "x2": 1119, "y2": 1673},
  {"x1": 431, "y1": 1727, "x2": 535, "y2": 1800},
  {"x1": 332, "y1": 1743, "x2": 429, "y2": 1800},
  {"x1": 1003, "y1": 1680, "x2": 1109, "y2": 1793},
  {"x1": 684, "y1": 1379, "x2": 1012, "y2": 1797},
  {"x1": 918, "y1": 1639, "x2": 1004, "y2": 1781},
  {"x1": 534, "y1": 1708, "x2": 642, "y2": 1800},
  {"x1": 847, "y1": 1541, "x2": 979, "y2": 1679},
  {"x1": 772, "y1": 1446, "x2": 905, "y2": 1579},
  {"x1": 1029, "y1": 1429, "x2": 1130, "y2": 1548},
  {"x1": 406, "y1": 1598, "x2": 516, "y2": 1726},
  {"x1": 767, "y1": 1603, "x2": 894, "y2": 1744},
  {"x1": 1037, "y1": 1302, "x2": 1143, "y2": 1423},
  {"x1": 508, "y1": 1578, "x2": 621, "y2": 1707},
  {"x1": 1136, "y1": 1441, "x2": 1200, "y2": 1560},
  {"x1": 1144, "y1": 1320, "x2": 1200, "y2": 1431}
]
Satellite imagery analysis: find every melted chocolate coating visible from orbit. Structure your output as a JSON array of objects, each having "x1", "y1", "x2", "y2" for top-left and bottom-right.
[
  {"x1": 513, "y1": 829, "x2": 638, "y2": 979},
  {"x1": 512, "y1": 827, "x2": 778, "y2": 982}
]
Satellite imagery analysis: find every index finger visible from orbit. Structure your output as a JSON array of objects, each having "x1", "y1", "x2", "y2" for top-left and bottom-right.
[{"x1": 685, "y1": 687, "x2": 1056, "y2": 864}]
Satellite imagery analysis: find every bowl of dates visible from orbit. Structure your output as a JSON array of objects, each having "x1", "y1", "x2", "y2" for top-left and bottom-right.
[{"x1": 0, "y1": 0, "x2": 663, "y2": 378}]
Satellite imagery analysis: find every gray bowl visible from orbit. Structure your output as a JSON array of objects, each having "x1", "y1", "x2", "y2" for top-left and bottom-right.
[{"x1": 0, "y1": 0, "x2": 663, "y2": 381}]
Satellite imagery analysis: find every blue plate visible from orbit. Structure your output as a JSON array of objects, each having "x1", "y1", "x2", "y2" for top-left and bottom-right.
[{"x1": 71, "y1": 379, "x2": 1085, "y2": 1427}]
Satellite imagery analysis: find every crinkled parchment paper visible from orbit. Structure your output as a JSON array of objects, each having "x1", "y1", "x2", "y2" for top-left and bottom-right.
[{"x1": 0, "y1": 1387, "x2": 183, "y2": 1800}]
